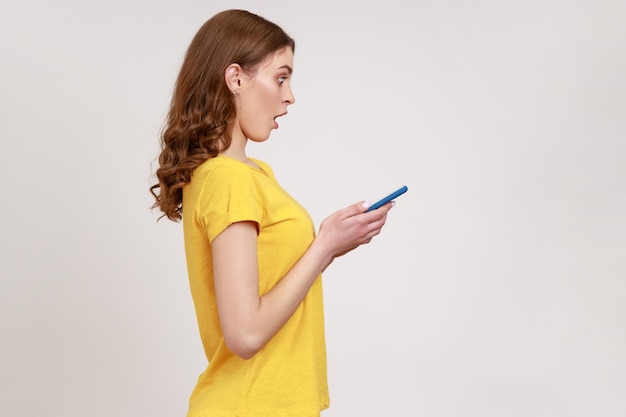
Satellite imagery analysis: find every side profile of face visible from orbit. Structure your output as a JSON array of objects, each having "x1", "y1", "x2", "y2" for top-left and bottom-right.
[{"x1": 229, "y1": 47, "x2": 295, "y2": 143}]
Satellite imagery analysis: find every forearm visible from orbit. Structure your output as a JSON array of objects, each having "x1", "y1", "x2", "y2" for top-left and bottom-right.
[
  {"x1": 214, "y1": 224, "x2": 333, "y2": 359},
  {"x1": 254, "y1": 239, "x2": 333, "y2": 339}
]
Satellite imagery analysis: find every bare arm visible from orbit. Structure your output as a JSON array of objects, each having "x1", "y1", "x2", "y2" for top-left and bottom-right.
[{"x1": 212, "y1": 201, "x2": 392, "y2": 359}]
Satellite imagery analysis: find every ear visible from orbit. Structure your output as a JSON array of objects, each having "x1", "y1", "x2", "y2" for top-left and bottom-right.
[{"x1": 224, "y1": 63, "x2": 242, "y2": 95}]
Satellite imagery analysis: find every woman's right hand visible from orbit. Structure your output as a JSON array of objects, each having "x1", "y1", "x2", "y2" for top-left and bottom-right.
[{"x1": 315, "y1": 200, "x2": 393, "y2": 263}]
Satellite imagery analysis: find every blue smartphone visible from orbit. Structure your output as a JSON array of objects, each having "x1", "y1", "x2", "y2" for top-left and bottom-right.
[{"x1": 365, "y1": 185, "x2": 408, "y2": 212}]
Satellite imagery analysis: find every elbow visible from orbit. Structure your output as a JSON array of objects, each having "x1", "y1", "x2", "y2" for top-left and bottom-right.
[{"x1": 223, "y1": 330, "x2": 264, "y2": 360}]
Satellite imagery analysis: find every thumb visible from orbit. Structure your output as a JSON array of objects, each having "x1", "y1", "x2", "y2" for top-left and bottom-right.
[
  {"x1": 344, "y1": 200, "x2": 371, "y2": 216},
  {"x1": 329, "y1": 201, "x2": 371, "y2": 222}
]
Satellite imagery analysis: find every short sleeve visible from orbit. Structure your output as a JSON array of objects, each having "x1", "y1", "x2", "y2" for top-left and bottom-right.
[{"x1": 195, "y1": 163, "x2": 264, "y2": 243}]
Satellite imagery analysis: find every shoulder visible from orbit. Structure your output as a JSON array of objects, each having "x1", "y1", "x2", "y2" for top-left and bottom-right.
[
  {"x1": 194, "y1": 155, "x2": 241, "y2": 175},
  {"x1": 249, "y1": 157, "x2": 276, "y2": 179},
  {"x1": 190, "y1": 155, "x2": 254, "y2": 184}
]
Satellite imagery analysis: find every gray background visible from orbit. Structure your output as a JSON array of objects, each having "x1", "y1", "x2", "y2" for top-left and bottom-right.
[{"x1": 1, "y1": 0, "x2": 625, "y2": 416}]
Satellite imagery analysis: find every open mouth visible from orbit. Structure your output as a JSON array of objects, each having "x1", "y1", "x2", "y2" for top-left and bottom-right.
[{"x1": 273, "y1": 112, "x2": 288, "y2": 129}]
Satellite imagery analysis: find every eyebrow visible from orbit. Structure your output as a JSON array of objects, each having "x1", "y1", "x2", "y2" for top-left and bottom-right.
[{"x1": 278, "y1": 65, "x2": 293, "y2": 75}]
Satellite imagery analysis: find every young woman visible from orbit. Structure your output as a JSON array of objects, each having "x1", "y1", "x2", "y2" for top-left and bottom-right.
[{"x1": 151, "y1": 9, "x2": 394, "y2": 417}]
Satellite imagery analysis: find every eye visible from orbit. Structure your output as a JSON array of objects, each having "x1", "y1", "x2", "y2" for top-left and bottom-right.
[{"x1": 278, "y1": 76, "x2": 287, "y2": 86}]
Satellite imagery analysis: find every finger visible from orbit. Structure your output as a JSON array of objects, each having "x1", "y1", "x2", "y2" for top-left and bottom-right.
[
  {"x1": 338, "y1": 201, "x2": 372, "y2": 219},
  {"x1": 361, "y1": 203, "x2": 392, "y2": 223}
]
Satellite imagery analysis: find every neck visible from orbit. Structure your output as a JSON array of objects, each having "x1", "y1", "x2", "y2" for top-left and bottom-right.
[{"x1": 219, "y1": 126, "x2": 259, "y2": 168}]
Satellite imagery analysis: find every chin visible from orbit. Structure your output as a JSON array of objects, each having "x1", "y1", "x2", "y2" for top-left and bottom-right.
[{"x1": 247, "y1": 131, "x2": 272, "y2": 143}]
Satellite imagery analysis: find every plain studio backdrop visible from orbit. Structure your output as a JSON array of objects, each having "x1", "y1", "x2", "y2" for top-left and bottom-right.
[{"x1": 1, "y1": 0, "x2": 625, "y2": 416}]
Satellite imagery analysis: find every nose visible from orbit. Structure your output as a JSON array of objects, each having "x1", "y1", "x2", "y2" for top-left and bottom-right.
[{"x1": 283, "y1": 85, "x2": 295, "y2": 105}]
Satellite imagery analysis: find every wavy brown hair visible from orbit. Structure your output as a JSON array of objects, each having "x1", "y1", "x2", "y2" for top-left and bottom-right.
[{"x1": 150, "y1": 10, "x2": 295, "y2": 221}]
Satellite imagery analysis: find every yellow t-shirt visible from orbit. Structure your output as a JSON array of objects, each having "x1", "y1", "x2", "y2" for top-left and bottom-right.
[{"x1": 182, "y1": 155, "x2": 329, "y2": 417}]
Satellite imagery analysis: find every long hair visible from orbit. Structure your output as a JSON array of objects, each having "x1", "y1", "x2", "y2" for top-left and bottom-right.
[{"x1": 150, "y1": 9, "x2": 295, "y2": 221}]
